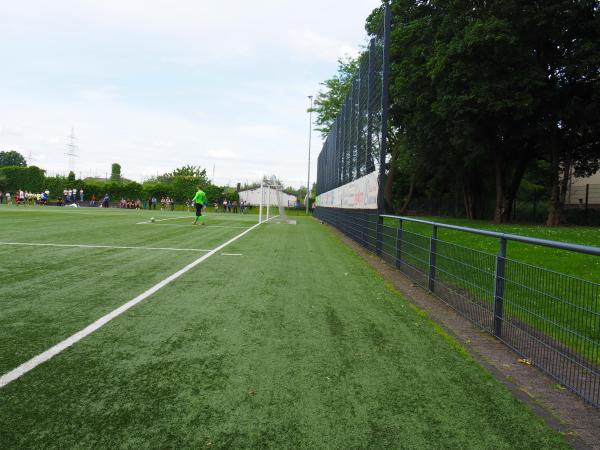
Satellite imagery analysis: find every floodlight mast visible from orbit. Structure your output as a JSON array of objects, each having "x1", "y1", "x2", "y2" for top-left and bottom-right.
[{"x1": 306, "y1": 95, "x2": 313, "y2": 214}]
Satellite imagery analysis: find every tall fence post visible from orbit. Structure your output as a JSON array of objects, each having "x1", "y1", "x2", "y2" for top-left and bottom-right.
[
  {"x1": 585, "y1": 184, "x2": 590, "y2": 222},
  {"x1": 376, "y1": 4, "x2": 391, "y2": 257},
  {"x1": 428, "y1": 225, "x2": 437, "y2": 292},
  {"x1": 493, "y1": 237, "x2": 507, "y2": 338},
  {"x1": 395, "y1": 219, "x2": 403, "y2": 268},
  {"x1": 376, "y1": 215, "x2": 383, "y2": 256}
]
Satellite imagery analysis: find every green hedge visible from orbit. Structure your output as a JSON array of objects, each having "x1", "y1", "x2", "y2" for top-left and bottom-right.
[
  {"x1": 2, "y1": 169, "x2": 239, "y2": 204},
  {"x1": 0, "y1": 166, "x2": 46, "y2": 192}
]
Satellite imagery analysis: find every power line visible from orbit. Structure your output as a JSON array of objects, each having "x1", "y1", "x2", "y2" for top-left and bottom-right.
[{"x1": 65, "y1": 128, "x2": 79, "y2": 173}]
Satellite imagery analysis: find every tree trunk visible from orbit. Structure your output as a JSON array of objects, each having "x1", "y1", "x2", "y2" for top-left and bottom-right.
[
  {"x1": 546, "y1": 143, "x2": 561, "y2": 226},
  {"x1": 384, "y1": 143, "x2": 401, "y2": 210},
  {"x1": 493, "y1": 154, "x2": 507, "y2": 224},
  {"x1": 559, "y1": 152, "x2": 572, "y2": 206},
  {"x1": 398, "y1": 177, "x2": 414, "y2": 214},
  {"x1": 463, "y1": 182, "x2": 474, "y2": 220},
  {"x1": 384, "y1": 164, "x2": 394, "y2": 210},
  {"x1": 494, "y1": 151, "x2": 529, "y2": 224},
  {"x1": 500, "y1": 156, "x2": 529, "y2": 222}
]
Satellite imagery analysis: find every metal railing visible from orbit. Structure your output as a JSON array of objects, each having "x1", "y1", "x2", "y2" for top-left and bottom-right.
[{"x1": 315, "y1": 207, "x2": 600, "y2": 408}]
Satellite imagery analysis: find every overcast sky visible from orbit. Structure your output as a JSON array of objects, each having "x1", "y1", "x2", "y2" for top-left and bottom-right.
[{"x1": 0, "y1": 0, "x2": 381, "y2": 188}]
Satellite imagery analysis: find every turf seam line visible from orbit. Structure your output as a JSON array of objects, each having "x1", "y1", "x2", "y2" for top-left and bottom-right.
[
  {"x1": 0, "y1": 242, "x2": 212, "y2": 252},
  {"x1": 0, "y1": 215, "x2": 278, "y2": 389}
]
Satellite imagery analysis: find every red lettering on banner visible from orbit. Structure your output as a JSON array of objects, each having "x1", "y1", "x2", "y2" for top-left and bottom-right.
[{"x1": 355, "y1": 191, "x2": 364, "y2": 205}]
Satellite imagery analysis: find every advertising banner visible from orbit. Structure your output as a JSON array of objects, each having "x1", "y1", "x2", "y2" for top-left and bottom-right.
[{"x1": 316, "y1": 171, "x2": 378, "y2": 209}]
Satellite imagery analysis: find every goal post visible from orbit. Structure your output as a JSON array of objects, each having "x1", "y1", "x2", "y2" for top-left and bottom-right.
[{"x1": 257, "y1": 177, "x2": 290, "y2": 224}]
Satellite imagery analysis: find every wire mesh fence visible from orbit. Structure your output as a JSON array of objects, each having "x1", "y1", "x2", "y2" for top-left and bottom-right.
[
  {"x1": 316, "y1": 11, "x2": 387, "y2": 196},
  {"x1": 315, "y1": 207, "x2": 600, "y2": 408}
]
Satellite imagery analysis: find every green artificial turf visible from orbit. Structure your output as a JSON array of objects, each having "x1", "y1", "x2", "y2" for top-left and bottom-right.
[
  {"x1": 0, "y1": 207, "x2": 569, "y2": 448},
  {"x1": 0, "y1": 207, "x2": 256, "y2": 373}
]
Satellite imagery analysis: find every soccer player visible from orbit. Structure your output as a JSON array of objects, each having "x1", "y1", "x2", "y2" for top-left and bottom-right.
[{"x1": 192, "y1": 187, "x2": 208, "y2": 225}]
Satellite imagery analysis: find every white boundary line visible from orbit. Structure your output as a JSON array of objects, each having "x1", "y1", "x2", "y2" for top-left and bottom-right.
[
  {"x1": 139, "y1": 224, "x2": 249, "y2": 229},
  {"x1": 0, "y1": 216, "x2": 278, "y2": 389},
  {"x1": 0, "y1": 242, "x2": 211, "y2": 252},
  {"x1": 136, "y1": 216, "x2": 191, "y2": 224}
]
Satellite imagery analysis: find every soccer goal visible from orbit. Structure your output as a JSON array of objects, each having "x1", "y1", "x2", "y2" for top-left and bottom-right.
[{"x1": 258, "y1": 177, "x2": 294, "y2": 224}]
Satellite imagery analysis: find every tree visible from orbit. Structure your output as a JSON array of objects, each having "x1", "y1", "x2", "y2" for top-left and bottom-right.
[
  {"x1": 67, "y1": 171, "x2": 76, "y2": 182},
  {"x1": 110, "y1": 163, "x2": 122, "y2": 183},
  {"x1": 312, "y1": 56, "x2": 360, "y2": 137},
  {"x1": 533, "y1": 0, "x2": 600, "y2": 225},
  {"x1": 150, "y1": 165, "x2": 210, "y2": 187},
  {"x1": 361, "y1": 0, "x2": 600, "y2": 224},
  {"x1": 0, "y1": 166, "x2": 45, "y2": 191},
  {"x1": 170, "y1": 165, "x2": 207, "y2": 179},
  {"x1": 0, "y1": 151, "x2": 27, "y2": 167}
]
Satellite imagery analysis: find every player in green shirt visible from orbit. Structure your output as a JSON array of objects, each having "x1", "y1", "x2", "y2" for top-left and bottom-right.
[{"x1": 192, "y1": 187, "x2": 208, "y2": 225}]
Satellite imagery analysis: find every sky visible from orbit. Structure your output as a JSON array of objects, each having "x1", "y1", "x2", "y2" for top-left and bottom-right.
[{"x1": 0, "y1": 0, "x2": 381, "y2": 188}]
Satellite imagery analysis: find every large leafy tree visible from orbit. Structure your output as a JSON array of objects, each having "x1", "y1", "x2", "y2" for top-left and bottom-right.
[
  {"x1": 527, "y1": 0, "x2": 600, "y2": 225},
  {"x1": 312, "y1": 56, "x2": 360, "y2": 138},
  {"x1": 362, "y1": 0, "x2": 599, "y2": 223},
  {"x1": 0, "y1": 150, "x2": 27, "y2": 167}
]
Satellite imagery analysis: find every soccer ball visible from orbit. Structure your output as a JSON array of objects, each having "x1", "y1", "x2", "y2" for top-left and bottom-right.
[{"x1": 150, "y1": 217, "x2": 155, "y2": 222}]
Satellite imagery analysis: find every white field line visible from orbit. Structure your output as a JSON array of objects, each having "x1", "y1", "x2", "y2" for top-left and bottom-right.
[
  {"x1": 0, "y1": 242, "x2": 211, "y2": 252},
  {"x1": 0, "y1": 215, "x2": 278, "y2": 389},
  {"x1": 1, "y1": 208, "x2": 260, "y2": 223},
  {"x1": 136, "y1": 216, "x2": 191, "y2": 224},
  {"x1": 139, "y1": 223, "x2": 250, "y2": 229}
]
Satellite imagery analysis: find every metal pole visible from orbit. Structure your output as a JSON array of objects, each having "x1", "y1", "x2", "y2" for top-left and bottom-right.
[
  {"x1": 376, "y1": 4, "x2": 391, "y2": 257},
  {"x1": 259, "y1": 180, "x2": 263, "y2": 224},
  {"x1": 267, "y1": 184, "x2": 271, "y2": 221},
  {"x1": 493, "y1": 238, "x2": 507, "y2": 338},
  {"x1": 428, "y1": 225, "x2": 437, "y2": 292},
  {"x1": 306, "y1": 95, "x2": 313, "y2": 214},
  {"x1": 395, "y1": 219, "x2": 403, "y2": 268}
]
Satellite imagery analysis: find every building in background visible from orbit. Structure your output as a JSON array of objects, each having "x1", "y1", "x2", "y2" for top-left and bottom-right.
[
  {"x1": 239, "y1": 187, "x2": 297, "y2": 207},
  {"x1": 565, "y1": 172, "x2": 600, "y2": 208}
]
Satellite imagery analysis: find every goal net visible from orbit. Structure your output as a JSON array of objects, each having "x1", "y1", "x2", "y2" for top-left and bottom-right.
[{"x1": 258, "y1": 177, "x2": 293, "y2": 224}]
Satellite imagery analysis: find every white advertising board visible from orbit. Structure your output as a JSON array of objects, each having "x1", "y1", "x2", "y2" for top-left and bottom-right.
[{"x1": 316, "y1": 171, "x2": 379, "y2": 209}]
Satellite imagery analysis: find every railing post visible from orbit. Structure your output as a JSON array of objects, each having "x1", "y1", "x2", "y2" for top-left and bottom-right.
[
  {"x1": 428, "y1": 225, "x2": 437, "y2": 292},
  {"x1": 376, "y1": 214, "x2": 383, "y2": 256},
  {"x1": 395, "y1": 219, "x2": 403, "y2": 268},
  {"x1": 493, "y1": 237, "x2": 507, "y2": 338}
]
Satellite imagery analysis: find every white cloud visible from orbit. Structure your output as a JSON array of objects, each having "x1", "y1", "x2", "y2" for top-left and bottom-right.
[
  {"x1": 0, "y1": 0, "x2": 381, "y2": 188},
  {"x1": 78, "y1": 87, "x2": 119, "y2": 102},
  {"x1": 0, "y1": 126, "x2": 23, "y2": 137},
  {"x1": 236, "y1": 125, "x2": 288, "y2": 140},
  {"x1": 149, "y1": 140, "x2": 175, "y2": 148},
  {"x1": 287, "y1": 29, "x2": 359, "y2": 62},
  {"x1": 207, "y1": 148, "x2": 237, "y2": 160}
]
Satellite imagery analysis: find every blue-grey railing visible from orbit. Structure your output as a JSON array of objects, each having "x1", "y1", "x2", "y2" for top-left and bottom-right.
[
  {"x1": 381, "y1": 215, "x2": 600, "y2": 256},
  {"x1": 315, "y1": 208, "x2": 600, "y2": 408}
]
